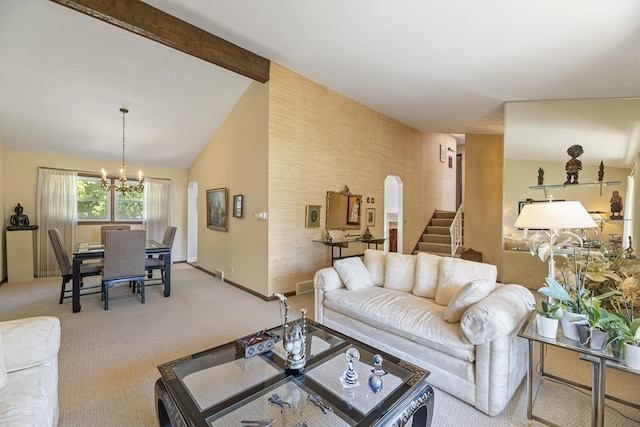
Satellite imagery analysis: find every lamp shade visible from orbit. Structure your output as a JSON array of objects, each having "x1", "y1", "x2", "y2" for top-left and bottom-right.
[{"x1": 514, "y1": 201, "x2": 597, "y2": 230}]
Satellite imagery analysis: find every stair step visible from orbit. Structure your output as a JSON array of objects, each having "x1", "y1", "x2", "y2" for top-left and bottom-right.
[
  {"x1": 426, "y1": 225, "x2": 450, "y2": 235},
  {"x1": 418, "y1": 242, "x2": 451, "y2": 253},
  {"x1": 431, "y1": 218, "x2": 453, "y2": 227},
  {"x1": 434, "y1": 210, "x2": 456, "y2": 219},
  {"x1": 422, "y1": 234, "x2": 450, "y2": 244}
]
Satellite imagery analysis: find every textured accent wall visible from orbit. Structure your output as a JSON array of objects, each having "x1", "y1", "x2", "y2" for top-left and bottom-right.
[{"x1": 268, "y1": 63, "x2": 456, "y2": 296}]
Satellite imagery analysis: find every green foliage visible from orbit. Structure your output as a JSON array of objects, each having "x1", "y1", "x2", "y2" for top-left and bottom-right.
[
  {"x1": 531, "y1": 300, "x2": 563, "y2": 319},
  {"x1": 606, "y1": 313, "x2": 640, "y2": 348},
  {"x1": 77, "y1": 180, "x2": 107, "y2": 219}
]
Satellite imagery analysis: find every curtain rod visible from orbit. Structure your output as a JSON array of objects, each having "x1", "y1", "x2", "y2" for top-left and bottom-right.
[{"x1": 37, "y1": 166, "x2": 170, "y2": 181}]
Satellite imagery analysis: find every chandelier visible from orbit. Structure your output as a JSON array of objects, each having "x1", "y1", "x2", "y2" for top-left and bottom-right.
[{"x1": 101, "y1": 108, "x2": 144, "y2": 194}]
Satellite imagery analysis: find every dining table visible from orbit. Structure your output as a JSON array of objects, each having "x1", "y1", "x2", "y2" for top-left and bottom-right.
[{"x1": 71, "y1": 240, "x2": 172, "y2": 313}]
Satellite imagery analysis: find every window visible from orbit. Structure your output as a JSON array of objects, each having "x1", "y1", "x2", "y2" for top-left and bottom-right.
[{"x1": 77, "y1": 175, "x2": 143, "y2": 222}]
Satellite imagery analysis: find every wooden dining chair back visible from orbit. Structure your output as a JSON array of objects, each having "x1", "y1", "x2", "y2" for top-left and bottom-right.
[
  {"x1": 100, "y1": 225, "x2": 131, "y2": 244},
  {"x1": 101, "y1": 230, "x2": 146, "y2": 310},
  {"x1": 145, "y1": 226, "x2": 177, "y2": 285},
  {"x1": 48, "y1": 228, "x2": 102, "y2": 304}
]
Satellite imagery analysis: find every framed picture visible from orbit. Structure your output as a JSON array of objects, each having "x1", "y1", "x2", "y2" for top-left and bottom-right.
[
  {"x1": 440, "y1": 145, "x2": 446, "y2": 162},
  {"x1": 366, "y1": 208, "x2": 376, "y2": 227},
  {"x1": 233, "y1": 195, "x2": 244, "y2": 218},
  {"x1": 207, "y1": 188, "x2": 228, "y2": 231},
  {"x1": 306, "y1": 205, "x2": 321, "y2": 228},
  {"x1": 347, "y1": 195, "x2": 361, "y2": 225}
]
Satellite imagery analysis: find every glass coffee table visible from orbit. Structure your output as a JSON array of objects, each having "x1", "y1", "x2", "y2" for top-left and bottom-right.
[{"x1": 155, "y1": 320, "x2": 433, "y2": 426}]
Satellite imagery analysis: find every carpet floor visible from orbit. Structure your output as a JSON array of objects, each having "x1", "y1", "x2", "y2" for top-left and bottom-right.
[{"x1": 1, "y1": 264, "x2": 639, "y2": 426}]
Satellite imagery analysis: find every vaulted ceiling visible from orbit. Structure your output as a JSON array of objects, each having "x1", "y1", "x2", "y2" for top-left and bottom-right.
[{"x1": 1, "y1": 1, "x2": 639, "y2": 170}]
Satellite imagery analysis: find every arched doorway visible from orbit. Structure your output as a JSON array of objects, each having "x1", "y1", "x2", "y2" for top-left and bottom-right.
[
  {"x1": 187, "y1": 181, "x2": 198, "y2": 264},
  {"x1": 384, "y1": 175, "x2": 403, "y2": 253}
]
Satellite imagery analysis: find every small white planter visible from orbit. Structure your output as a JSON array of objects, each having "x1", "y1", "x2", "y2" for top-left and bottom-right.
[
  {"x1": 536, "y1": 314, "x2": 559, "y2": 339},
  {"x1": 560, "y1": 311, "x2": 588, "y2": 341},
  {"x1": 622, "y1": 343, "x2": 640, "y2": 370}
]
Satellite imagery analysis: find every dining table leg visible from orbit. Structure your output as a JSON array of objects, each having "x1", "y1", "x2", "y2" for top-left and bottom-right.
[
  {"x1": 163, "y1": 252, "x2": 171, "y2": 297},
  {"x1": 72, "y1": 257, "x2": 82, "y2": 312}
]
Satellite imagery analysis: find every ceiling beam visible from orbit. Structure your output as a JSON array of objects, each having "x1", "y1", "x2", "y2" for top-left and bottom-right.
[{"x1": 49, "y1": 0, "x2": 270, "y2": 83}]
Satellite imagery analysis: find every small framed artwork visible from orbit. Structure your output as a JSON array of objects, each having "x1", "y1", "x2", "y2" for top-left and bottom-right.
[
  {"x1": 207, "y1": 188, "x2": 228, "y2": 231},
  {"x1": 233, "y1": 194, "x2": 244, "y2": 218},
  {"x1": 440, "y1": 145, "x2": 446, "y2": 162},
  {"x1": 366, "y1": 208, "x2": 376, "y2": 227},
  {"x1": 306, "y1": 205, "x2": 321, "y2": 228}
]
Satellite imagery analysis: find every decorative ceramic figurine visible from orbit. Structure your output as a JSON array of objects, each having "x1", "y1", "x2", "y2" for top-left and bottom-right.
[
  {"x1": 274, "y1": 293, "x2": 307, "y2": 372},
  {"x1": 342, "y1": 348, "x2": 360, "y2": 387},
  {"x1": 368, "y1": 354, "x2": 385, "y2": 393},
  {"x1": 610, "y1": 190, "x2": 623, "y2": 218},
  {"x1": 598, "y1": 161, "x2": 605, "y2": 181},
  {"x1": 537, "y1": 167, "x2": 544, "y2": 185}
]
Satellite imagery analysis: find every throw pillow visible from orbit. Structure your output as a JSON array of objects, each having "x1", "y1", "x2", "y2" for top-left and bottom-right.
[
  {"x1": 443, "y1": 279, "x2": 495, "y2": 323},
  {"x1": 435, "y1": 257, "x2": 498, "y2": 306},
  {"x1": 364, "y1": 249, "x2": 387, "y2": 286},
  {"x1": 334, "y1": 257, "x2": 374, "y2": 291},
  {"x1": 413, "y1": 252, "x2": 442, "y2": 298},
  {"x1": 383, "y1": 253, "x2": 417, "y2": 292},
  {"x1": 0, "y1": 333, "x2": 7, "y2": 390}
]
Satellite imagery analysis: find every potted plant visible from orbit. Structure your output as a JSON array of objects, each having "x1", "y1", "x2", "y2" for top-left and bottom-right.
[
  {"x1": 577, "y1": 297, "x2": 616, "y2": 349},
  {"x1": 531, "y1": 300, "x2": 563, "y2": 338},
  {"x1": 537, "y1": 277, "x2": 588, "y2": 340},
  {"x1": 606, "y1": 313, "x2": 640, "y2": 369}
]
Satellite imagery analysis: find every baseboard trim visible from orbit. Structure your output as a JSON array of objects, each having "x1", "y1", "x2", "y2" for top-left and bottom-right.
[{"x1": 193, "y1": 265, "x2": 295, "y2": 301}]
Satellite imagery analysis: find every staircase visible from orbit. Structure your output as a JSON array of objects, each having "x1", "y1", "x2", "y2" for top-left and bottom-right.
[{"x1": 414, "y1": 210, "x2": 463, "y2": 257}]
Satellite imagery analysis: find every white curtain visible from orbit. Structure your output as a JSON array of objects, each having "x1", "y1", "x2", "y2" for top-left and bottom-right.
[
  {"x1": 36, "y1": 168, "x2": 77, "y2": 277},
  {"x1": 143, "y1": 178, "x2": 172, "y2": 242},
  {"x1": 623, "y1": 173, "x2": 635, "y2": 249}
]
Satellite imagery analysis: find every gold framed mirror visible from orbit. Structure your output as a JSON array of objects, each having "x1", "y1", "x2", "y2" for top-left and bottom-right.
[{"x1": 326, "y1": 186, "x2": 362, "y2": 230}]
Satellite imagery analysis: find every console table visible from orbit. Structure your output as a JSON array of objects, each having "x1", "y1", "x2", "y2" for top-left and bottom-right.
[{"x1": 313, "y1": 237, "x2": 386, "y2": 265}]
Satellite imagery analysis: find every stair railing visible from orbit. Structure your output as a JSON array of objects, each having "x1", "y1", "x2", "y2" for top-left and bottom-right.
[{"x1": 449, "y1": 202, "x2": 464, "y2": 257}]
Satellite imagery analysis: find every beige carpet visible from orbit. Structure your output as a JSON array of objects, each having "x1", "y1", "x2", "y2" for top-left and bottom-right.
[{"x1": 1, "y1": 264, "x2": 639, "y2": 426}]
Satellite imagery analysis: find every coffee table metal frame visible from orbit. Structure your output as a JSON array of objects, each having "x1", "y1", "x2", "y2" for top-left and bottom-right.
[{"x1": 156, "y1": 319, "x2": 434, "y2": 427}]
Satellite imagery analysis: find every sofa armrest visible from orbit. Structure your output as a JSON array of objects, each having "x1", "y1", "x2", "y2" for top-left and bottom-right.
[
  {"x1": 0, "y1": 316, "x2": 61, "y2": 372},
  {"x1": 313, "y1": 267, "x2": 345, "y2": 324},
  {"x1": 460, "y1": 284, "x2": 534, "y2": 345}
]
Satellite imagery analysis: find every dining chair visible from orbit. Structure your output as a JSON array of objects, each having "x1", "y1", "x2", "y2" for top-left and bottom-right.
[
  {"x1": 145, "y1": 226, "x2": 177, "y2": 286},
  {"x1": 101, "y1": 230, "x2": 146, "y2": 310},
  {"x1": 100, "y1": 225, "x2": 131, "y2": 244},
  {"x1": 48, "y1": 228, "x2": 103, "y2": 304}
]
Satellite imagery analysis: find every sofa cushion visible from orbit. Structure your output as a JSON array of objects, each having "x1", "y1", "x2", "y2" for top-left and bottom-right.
[
  {"x1": 364, "y1": 249, "x2": 387, "y2": 286},
  {"x1": 383, "y1": 253, "x2": 417, "y2": 293},
  {"x1": 334, "y1": 257, "x2": 374, "y2": 291},
  {"x1": 324, "y1": 286, "x2": 475, "y2": 361},
  {"x1": 435, "y1": 257, "x2": 498, "y2": 306},
  {"x1": 413, "y1": 252, "x2": 442, "y2": 298},
  {"x1": 460, "y1": 284, "x2": 535, "y2": 344},
  {"x1": 443, "y1": 279, "x2": 495, "y2": 323},
  {"x1": 0, "y1": 333, "x2": 6, "y2": 390}
]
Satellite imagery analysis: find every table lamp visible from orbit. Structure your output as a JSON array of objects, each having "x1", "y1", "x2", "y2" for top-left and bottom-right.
[{"x1": 514, "y1": 200, "x2": 597, "y2": 279}]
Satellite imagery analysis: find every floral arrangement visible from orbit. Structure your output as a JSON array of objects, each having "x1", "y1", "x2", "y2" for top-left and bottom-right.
[{"x1": 558, "y1": 249, "x2": 640, "y2": 318}]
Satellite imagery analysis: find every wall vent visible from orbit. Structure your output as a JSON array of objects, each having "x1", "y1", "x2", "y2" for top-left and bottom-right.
[{"x1": 296, "y1": 280, "x2": 314, "y2": 295}]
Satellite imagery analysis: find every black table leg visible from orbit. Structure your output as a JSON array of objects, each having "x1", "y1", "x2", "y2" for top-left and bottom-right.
[
  {"x1": 163, "y1": 252, "x2": 171, "y2": 297},
  {"x1": 72, "y1": 257, "x2": 82, "y2": 313}
]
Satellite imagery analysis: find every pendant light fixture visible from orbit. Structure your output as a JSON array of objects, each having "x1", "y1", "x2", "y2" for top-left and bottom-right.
[{"x1": 101, "y1": 107, "x2": 144, "y2": 194}]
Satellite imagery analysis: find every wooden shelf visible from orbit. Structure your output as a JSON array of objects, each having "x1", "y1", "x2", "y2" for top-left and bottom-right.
[{"x1": 528, "y1": 180, "x2": 620, "y2": 197}]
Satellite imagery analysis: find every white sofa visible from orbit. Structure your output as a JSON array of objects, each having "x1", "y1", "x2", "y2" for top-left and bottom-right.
[
  {"x1": 0, "y1": 316, "x2": 61, "y2": 426},
  {"x1": 314, "y1": 250, "x2": 534, "y2": 416}
]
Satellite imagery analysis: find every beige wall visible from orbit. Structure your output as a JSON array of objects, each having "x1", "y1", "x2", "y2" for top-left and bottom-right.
[
  {"x1": 188, "y1": 80, "x2": 270, "y2": 294},
  {"x1": 4, "y1": 150, "x2": 188, "y2": 265},
  {"x1": 0, "y1": 138, "x2": 5, "y2": 280},
  {"x1": 267, "y1": 63, "x2": 456, "y2": 296},
  {"x1": 503, "y1": 159, "x2": 630, "y2": 241},
  {"x1": 464, "y1": 134, "x2": 504, "y2": 278}
]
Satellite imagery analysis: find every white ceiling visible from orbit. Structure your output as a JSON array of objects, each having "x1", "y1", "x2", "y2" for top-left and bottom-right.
[{"x1": 1, "y1": 0, "x2": 640, "y2": 170}]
